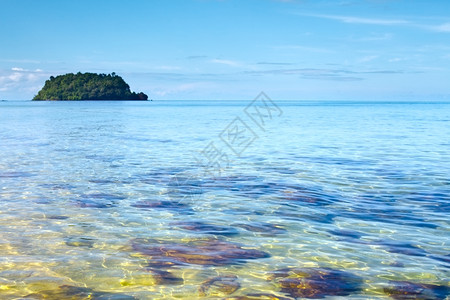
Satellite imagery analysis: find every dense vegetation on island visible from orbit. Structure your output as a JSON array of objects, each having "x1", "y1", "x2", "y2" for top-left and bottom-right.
[{"x1": 33, "y1": 72, "x2": 148, "y2": 101}]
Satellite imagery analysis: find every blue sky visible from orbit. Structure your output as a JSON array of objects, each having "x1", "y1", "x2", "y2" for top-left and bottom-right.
[{"x1": 1, "y1": 0, "x2": 449, "y2": 100}]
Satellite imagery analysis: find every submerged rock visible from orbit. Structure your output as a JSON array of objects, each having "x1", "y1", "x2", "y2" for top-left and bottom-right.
[
  {"x1": 199, "y1": 275, "x2": 240, "y2": 297},
  {"x1": 172, "y1": 221, "x2": 239, "y2": 236},
  {"x1": 232, "y1": 182, "x2": 282, "y2": 198},
  {"x1": 65, "y1": 236, "x2": 96, "y2": 248},
  {"x1": 226, "y1": 294, "x2": 291, "y2": 300},
  {"x1": 39, "y1": 183, "x2": 76, "y2": 190},
  {"x1": 0, "y1": 171, "x2": 34, "y2": 178},
  {"x1": 73, "y1": 193, "x2": 126, "y2": 208},
  {"x1": 269, "y1": 267, "x2": 362, "y2": 299},
  {"x1": 83, "y1": 193, "x2": 127, "y2": 201},
  {"x1": 131, "y1": 200, "x2": 193, "y2": 213},
  {"x1": 25, "y1": 285, "x2": 137, "y2": 299},
  {"x1": 383, "y1": 281, "x2": 450, "y2": 300},
  {"x1": 280, "y1": 187, "x2": 336, "y2": 207},
  {"x1": 145, "y1": 268, "x2": 184, "y2": 285},
  {"x1": 119, "y1": 268, "x2": 183, "y2": 286},
  {"x1": 132, "y1": 238, "x2": 270, "y2": 267},
  {"x1": 328, "y1": 229, "x2": 363, "y2": 239},
  {"x1": 166, "y1": 172, "x2": 204, "y2": 200},
  {"x1": 73, "y1": 199, "x2": 116, "y2": 208},
  {"x1": 235, "y1": 222, "x2": 287, "y2": 236},
  {"x1": 375, "y1": 240, "x2": 429, "y2": 257},
  {"x1": 388, "y1": 261, "x2": 405, "y2": 268},
  {"x1": 277, "y1": 211, "x2": 336, "y2": 224},
  {"x1": 340, "y1": 205, "x2": 439, "y2": 229},
  {"x1": 47, "y1": 215, "x2": 70, "y2": 220},
  {"x1": 430, "y1": 254, "x2": 450, "y2": 264}
]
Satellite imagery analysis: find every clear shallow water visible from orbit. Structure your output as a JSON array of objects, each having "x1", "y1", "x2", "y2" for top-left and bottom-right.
[{"x1": 0, "y1": 100, "x2": 449, "y2": 299}]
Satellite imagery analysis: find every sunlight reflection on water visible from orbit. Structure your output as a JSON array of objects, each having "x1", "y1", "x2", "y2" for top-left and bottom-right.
[{"x1": 0, "y1": 100, "x2": 449, "y2": 299}]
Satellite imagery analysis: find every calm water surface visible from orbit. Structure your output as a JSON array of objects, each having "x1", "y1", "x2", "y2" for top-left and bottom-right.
[{"x1": 0, "y1": 100, "x2": 449, "y2": 299}]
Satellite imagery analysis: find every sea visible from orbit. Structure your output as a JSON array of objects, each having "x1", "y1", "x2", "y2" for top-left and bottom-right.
[{"x1": 0, "y1": 99, "x2": 449, "y2": 299}]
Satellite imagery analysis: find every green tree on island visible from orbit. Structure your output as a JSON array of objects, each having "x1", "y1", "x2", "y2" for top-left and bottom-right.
[{"x1": 33, "y1": 72, "x2": 148, "y2": 101}]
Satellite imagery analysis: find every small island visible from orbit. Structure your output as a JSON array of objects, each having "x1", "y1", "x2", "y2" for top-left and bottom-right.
[{"x1": 33, "y1": 72, "x2": 148, "y2": 101}]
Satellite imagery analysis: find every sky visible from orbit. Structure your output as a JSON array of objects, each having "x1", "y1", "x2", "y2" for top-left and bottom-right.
[{"x1": 1, "y1": 0, "x2": 450, "y2": 100}]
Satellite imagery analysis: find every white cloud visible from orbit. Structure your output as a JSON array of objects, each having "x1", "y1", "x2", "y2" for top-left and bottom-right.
[
  {"x1": 155, "y1": 65, "x2": 182, "y2": 71},
  {"x1": 302, "y1": 14, "x2": 409, "y2": 25},
  {"x1": 358, "y1": 33, "x2": 393, "y2": 41},
  {"x1": 301, "y1": 13, "x2": 450, "y2": 34},
  {"x1": 210, "y1": 59, "x2": 240, "y2": 67},
  {"x1": 273, "y1": 45, "x2": 333, "y2": 53},
  {"x1": 0, "y1": 68, "x2": 50, "y2": 99},
  {"x1": 357, "y1": 55, "x2": 378, "y2": 63},
  {"x1": 152, "y1": 82, "x2": 215, "y2": 97},
  {"x1": 0, "y1": 59, "x2": 40, "y2": 64},
  {"x1": 431, "y1": 22, "x2": 450, "y2": 33},
  {"x1": 8, "y1": 72, "x2": 25, "y2": 81}
]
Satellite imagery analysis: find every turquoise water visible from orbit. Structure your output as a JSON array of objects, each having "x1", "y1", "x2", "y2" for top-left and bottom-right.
[{"x1": 0, "y1": 100, "x2": 449, "y2": 299}]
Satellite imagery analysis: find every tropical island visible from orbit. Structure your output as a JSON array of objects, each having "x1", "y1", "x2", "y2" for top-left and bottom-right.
[{"x1": 33, "y1": 72, "x2": 148, "y2": 101}]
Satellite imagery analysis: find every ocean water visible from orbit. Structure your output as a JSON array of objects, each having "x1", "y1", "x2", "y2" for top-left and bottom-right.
[{"x1": 0, "y1": 99, "x2": 449, "y2": 299}]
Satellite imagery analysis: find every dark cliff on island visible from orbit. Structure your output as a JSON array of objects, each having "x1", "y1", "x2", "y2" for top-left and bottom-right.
[{"x1": 33, "y1": 72, "x2": 148, "y2": 101}]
